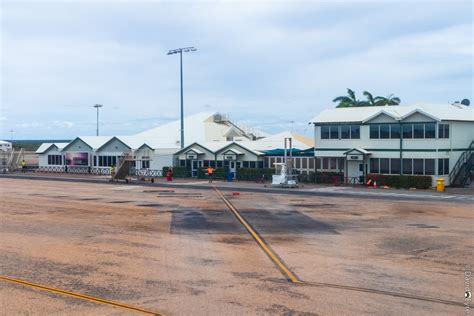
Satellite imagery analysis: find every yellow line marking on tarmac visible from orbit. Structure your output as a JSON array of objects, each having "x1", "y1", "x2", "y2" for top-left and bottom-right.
[
  {"x1": 214, "y1": 188, "x2": 303, "y2": 284},
  {"x1": 0, "y1": 275, "x2": 165, "y2": 315}
]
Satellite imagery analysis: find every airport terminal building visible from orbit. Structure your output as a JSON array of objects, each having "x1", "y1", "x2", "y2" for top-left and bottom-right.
[{"x1": 310, "y1": 103, "x2": 473, "y2": 186}]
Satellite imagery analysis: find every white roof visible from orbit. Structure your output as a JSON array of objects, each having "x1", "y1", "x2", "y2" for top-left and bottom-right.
[
  {"x1": 35, "y1": 142, "x2": 69, "y2": 153},
  {"x1": 245, "y1": 131, "x2": 314, "y2": 151},
  {"x1": 0, "y1": 140, "x2": 12, "y2": 145},
  {"x1": 310, "y1": 103, "x2": 474, "y2": 124},
  {"x1": 134, "y1": 111, "x2": 217, "y2": 148}
]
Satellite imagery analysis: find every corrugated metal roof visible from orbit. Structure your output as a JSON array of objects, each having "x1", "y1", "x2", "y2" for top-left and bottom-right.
[
  {"x1": 35, "y1": 142, "x2": 69, "y2": 153},
  {"x1": 309, "y1": 103, "x2": 474, "y2": 124}
]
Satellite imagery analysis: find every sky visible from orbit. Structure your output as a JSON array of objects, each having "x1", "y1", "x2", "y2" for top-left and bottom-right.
[{"x1": 1, "y1": 0, "x2": 472, "y2": 140}]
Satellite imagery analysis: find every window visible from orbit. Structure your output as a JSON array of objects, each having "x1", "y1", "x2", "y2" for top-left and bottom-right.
[
  {"x1": 350, "y1": 125, "x2": 360, "y2": 139},
  {"x1": 316, "y1": 158, "x2": 321, "y2": 169},
  {"x1": 380, "y1": 125, "x2": 390, "y2": 139},
  {"x1": 370, "y1": 158, "x2": 379, "y2": 173},
  {"x1": 424, "y1": 159, "x2": 435, "y2": 175},
  {"x1": 302, "y1": 158, "x2": 308, "y2": 168},
  {"x1": 295, "y1": 158, "x2": 301, "y2": 168},
  {"x1": 142, "y1": 160, "x2": 150, "y2": 168},
  {"x1": 438, "y1": 124, "x2": 449, "y2": 139},
  {"x1": 390, "y1": 158, "x2": 400, "y2": 174},
  {"x1": 322, "y1": 158, "x2": 329, "y2": 169},
  {"x1": 402, "y1": 159, "x2": 412, "y2": 174},
  {"x1": 338, "y1": 158, "x2": 345, "y2": 171},
  {"x1": 370, "y1": 125, "x2": 379, "y2": 139},
  {"x1": 258, "y1": 161, "x2": 263, "y2": 168},
  {"x1": 390, "y1": 124, "x2": 400, "y2": 139},
  {"x1": 249, "y1": 161, "x2": 256, "y2": 168},
  {"x1": 330, "y1": 158, "x2": 337, "y2": 169},
  {"x1": 179, "y1": 159, "x2": 186, "y2": 167},
  {"x1": 425, "y1": 123, "x2": 436, "y2": 138},
  {"x1": 243, "y1": 161, "x2": 249, "y2": 168},
  {"x1": 217, "y1": 160, "x2": 223, "y2": 168},
  {"x1": 403, "y1": 124, "x2": 413, "y2": 139},
  {"x1": 438, "y1": 158, "x2": 449, "y2": 175},
  {"x1": 413, "y1": 124, "x2": 424, "y2": 139},
  {"x1": 413, "y1": 159, "x2": 424, "y2": 175},
  {"x1": 321, "y1": 126, "x2": 330, "y2": 139},
  {"x1": 380, "y1": 158, "x2": 390, "y2": 174},
  {"x1": 329, "y1": 125, "x2": 339, "y2": 139},
  {"x1": 340, "y1": 125, "x2": 350, "y2": 139},
  {"x1": 47, "y1": 155, "x2": 62, "y2": 165}
]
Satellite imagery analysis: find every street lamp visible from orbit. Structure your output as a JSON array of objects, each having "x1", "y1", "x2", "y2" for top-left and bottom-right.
[
  {"x1": 167, "y1": 46, "x2": 197, "y2": 148},
  {"x1": 9, "y1": 130, "x2": 14, "y2": 142},
  {"x1": 93, "y1": 104, "x2": 103, "y2": 136}
]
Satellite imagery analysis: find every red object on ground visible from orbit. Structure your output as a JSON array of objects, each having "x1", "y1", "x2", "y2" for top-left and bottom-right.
[
  {"x1": 166, "y1": 170, "x2": 173, "y2": 181},
  {"x1": 232, "y1": 192, "x2": 240, "y2": 196}
]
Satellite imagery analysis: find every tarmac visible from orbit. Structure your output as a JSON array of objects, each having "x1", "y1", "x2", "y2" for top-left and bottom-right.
[{"x1": 0, "y1": 176, "x2": 472, "y2": 315}]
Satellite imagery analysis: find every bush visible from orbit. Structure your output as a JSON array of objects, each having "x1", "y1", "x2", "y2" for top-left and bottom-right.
[
  {"x1": 197, "y1": 167, "x2": 225, "y2": 179},
  {"x1": 367, "y1": 173, "x2": 432, "y2": 189},
  {"x1": 311, "y1": 171, "x2": 344, "y2": 184},
  {"x1": 235, "y1": 168, "x2": 274, "y2": 181},
  {"x1": 162, "y1": 166, "x2": 191, "y2": 178}
]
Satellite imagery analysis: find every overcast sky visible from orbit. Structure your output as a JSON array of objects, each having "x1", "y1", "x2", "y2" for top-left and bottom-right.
[{"x1": 1, "y1": 0, "x2": 472, "y2": 140}]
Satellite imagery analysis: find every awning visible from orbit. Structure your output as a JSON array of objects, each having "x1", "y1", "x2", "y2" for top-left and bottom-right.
[{"x1": 343, "y1": 148, "x2": 371, "y2": 155}]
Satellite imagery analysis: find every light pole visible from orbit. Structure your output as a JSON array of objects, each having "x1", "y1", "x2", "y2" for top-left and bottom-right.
[
  {"x1": 9, "y1": 130, "x2": 14, "y2": 142},
  {"x1": 167, "y1": 46, "x2": 197, "y2": 148},
  {"x1": 93, "y1": 104, "x2": 103, "y2": 136}
]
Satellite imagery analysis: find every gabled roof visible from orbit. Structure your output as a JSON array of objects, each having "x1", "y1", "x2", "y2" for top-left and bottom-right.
[
  {"x1": 96, "y1": 136, "x2": 131, "y2": 152},
  {"x1": 362, "y1": 110, "x2": 399, "y2": 123},
  {"x1": 400, "y1": 108, "x2": 440, "y2": 122},
  {"x1": 35, "y1": 142, "x2": 69, "y2": 154},
  {"x1": 61, "y1": 137, "x2": 95, "y2": 152},
  {"x1": 344, "y1": 148, "x2": 371, "y2": 155},
  {"x1": 310, "y1": 103, "x2": 473, "y2": 124},
  {"x1": 222, "y1": 148, "x2": 244, "y2": 155},
  {"x1": 216, "y1": 142, "x2": 263, "y2": 156}
]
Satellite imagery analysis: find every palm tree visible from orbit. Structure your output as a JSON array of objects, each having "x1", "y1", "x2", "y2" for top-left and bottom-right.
[
  {"x1": 363, "y1": 91, "x2": 376, "y2": 106},
  {"x1": 374, "y1": 94, "x2": 401, "y2": 106},
  {"x1": 333, "y1": 89, "x2": 364, "y2": 108}
]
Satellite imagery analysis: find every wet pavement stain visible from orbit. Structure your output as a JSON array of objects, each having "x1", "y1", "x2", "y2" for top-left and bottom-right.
[
  {"x1": 241, "y1": 210, "x2": 338, "y2": 234},
  {"x1": 407, "y1": 223, "x2": 440, "y2": 229},
  {"x1": 170, "y1": 209, "x2": 244, "y2": 234},
  {"x1": 108, "y1": 200, "x2": 134, "y2": 204}
]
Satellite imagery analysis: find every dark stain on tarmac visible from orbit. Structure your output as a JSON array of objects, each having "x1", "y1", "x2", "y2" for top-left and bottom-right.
[
  {"x1": 108, "y1": 200, "x2": 134, "y2": 204},
  {"x1": 291, "y1": 203, "x2": 336, "y2": 208},
  {"x1": 407, "y1": 223, "x2": 439, "y2": 229},
  {"x1": 241, "y1": 210, "x2": 338, "y2": 234},
  {"x1": 170, "y1": 209, "x2": 244, "y2": 234}
]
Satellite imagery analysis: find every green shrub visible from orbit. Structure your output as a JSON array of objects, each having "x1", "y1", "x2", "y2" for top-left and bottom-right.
[
  {"x1": 162, "y1": 166, "x2": 190, "y2": 178},
  {"x1": 311, "y1": 171, "x2": 344, "y2": 184},
  {"x1": 367, "y1": 173, "x2": 432, "y2": 189},
  {"x1": 235, "y1": 168, "x2": 274, "y2": 181}
]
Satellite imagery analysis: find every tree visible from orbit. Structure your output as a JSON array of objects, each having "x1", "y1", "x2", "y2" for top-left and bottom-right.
[
  {"x1": 374, "y1": 94, "x2": 401, "y2": 106},
  {"x1": 333, "y1": 89, "x2": 364, "y2": 108},
  {"x1": 333, "y1": 89, "x2": 401, "y2": 107},
  {"x1": 363, "y1": 91, "x2": 376, "y2": 106}
]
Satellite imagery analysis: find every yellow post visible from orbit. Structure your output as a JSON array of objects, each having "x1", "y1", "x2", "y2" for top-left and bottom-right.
[{"x1": 436, "y1": 178, "x2": 445, "y2": 192}]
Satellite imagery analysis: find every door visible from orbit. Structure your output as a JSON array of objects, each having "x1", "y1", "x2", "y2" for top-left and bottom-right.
[
  {"x1": 192, "y1": 160, "x2": 198, "y2": 177},
  {"x1": 347, "y1": 160, "x2": 361, "y2": 183},
  {"x1": 229, "y1": 161, "x2": 236, "y2": 178}
]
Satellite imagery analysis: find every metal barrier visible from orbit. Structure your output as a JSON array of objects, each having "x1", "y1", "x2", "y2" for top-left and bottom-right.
[
  {"x1": 130, "y1": 168, "x2": 162, "y2": 177},
  {"x1": 37, "y1": 166, "x2": 65, "y2": 173},
  {"x1": 90, "y1": 167, "x2": 111, "y2": 175}
]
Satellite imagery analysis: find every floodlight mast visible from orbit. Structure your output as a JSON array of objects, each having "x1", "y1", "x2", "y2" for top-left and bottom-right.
[
  {"x1": 167, "y1": 46, "x2": 197, "y2": 149},
  {"x1": 93, "y1": 104, "x2": 103, "y2": 136}
]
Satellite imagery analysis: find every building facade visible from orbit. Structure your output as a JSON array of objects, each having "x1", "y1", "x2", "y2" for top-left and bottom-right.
[{"x1": 310, "y1": 103, "x2": 473, "y2": 186}]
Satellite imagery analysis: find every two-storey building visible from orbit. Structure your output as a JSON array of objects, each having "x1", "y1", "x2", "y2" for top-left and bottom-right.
[{"x1": 310, "y1": 103, "x2": 473, "y2": 186}]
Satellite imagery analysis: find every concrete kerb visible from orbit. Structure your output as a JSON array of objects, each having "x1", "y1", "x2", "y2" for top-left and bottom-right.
[{"x1": 0, "y1": 174, "x2": 471, "y2": 204}]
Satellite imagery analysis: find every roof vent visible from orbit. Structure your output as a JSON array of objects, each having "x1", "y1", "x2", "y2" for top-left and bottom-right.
[{"x1": 461, "y1": 99, "x2": 470, "y2": 106}]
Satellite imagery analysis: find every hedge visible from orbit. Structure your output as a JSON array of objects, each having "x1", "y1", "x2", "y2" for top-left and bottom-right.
[
  {"x1": 235, "y1": 168, "x2": 274, "y2": 181},
  {"x1": 298, "y1": 171, "x2": 344, "y2": 184},
  {"x1": 367, "y1": 173, "x2": 432, "y2": 189},
  {"x1": 162, "y1": 166, "x2": 190, "y2": 178}
]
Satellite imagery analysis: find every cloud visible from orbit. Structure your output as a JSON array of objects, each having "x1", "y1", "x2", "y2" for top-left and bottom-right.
[{"x1": 0, "y1": 1, "x2": 472, "y2": 139}]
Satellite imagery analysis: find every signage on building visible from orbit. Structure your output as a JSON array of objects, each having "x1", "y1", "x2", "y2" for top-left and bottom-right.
[
  {"x1": 186, "y1": 153, "x2": 197, "y2": 160},
  {"x1": 224, "y1": 155, "x2": 236, "y2": 160},
  {"x1": 347, "y1": 155, "x2": 363, "y2": 161}
]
